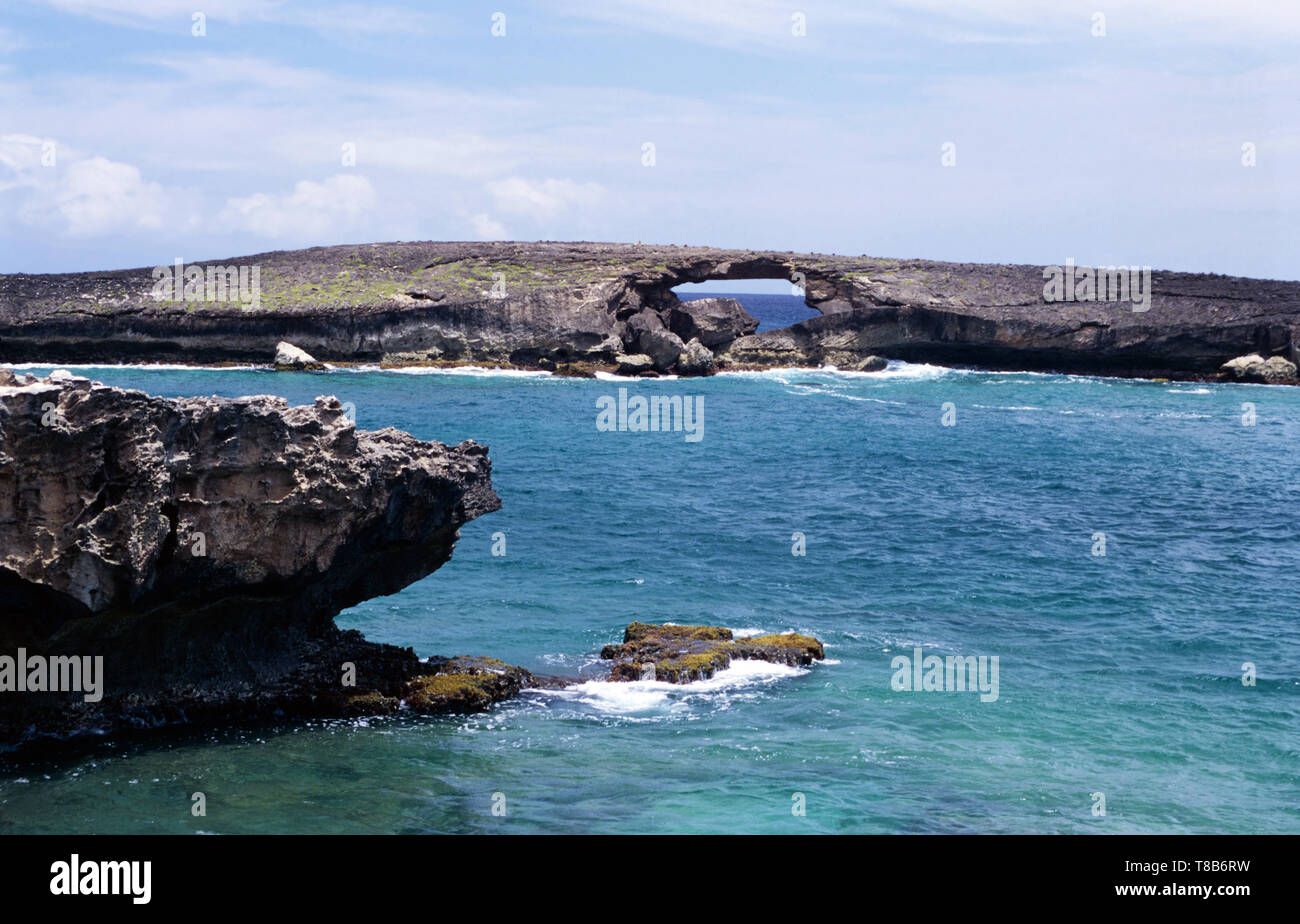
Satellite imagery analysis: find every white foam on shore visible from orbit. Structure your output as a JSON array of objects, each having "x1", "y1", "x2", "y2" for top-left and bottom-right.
[
  {"x1": 342, "y1": 364, "x2": 554, "y2": 378},
  {"x1": 594, "y1": 370, "x2": 679, "y2": 381},
  {"x1": 3, "y1": 362, "x2": 265, "y2": 372},
  {"x1": 536, "y1": 659, "x2": 808, "y2": 715},
  {"x1": 719, "y1": 360, "x2": 973, "y2": 383}
]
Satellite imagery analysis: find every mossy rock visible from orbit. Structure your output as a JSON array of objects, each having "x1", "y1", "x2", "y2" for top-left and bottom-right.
[
  {"x1": 402, "y1": 656, "x2": 533, "y2": 714},
  {"x1": 603, "y1": 622, "x2": 824, "y2": 684}
]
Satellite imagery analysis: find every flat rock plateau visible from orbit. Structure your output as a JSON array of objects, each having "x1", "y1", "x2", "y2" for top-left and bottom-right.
[{"x1": 2, "y1": 241, "x2": 1298, "y2": 381}]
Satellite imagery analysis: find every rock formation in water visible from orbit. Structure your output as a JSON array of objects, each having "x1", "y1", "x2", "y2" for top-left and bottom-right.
[
  {"x1": 274, "y1": 339, "x2": 325, "y2": 370},
  {"x1": 1219, "y1": 352, "x2": 1299, "y2": 384},
  {"x1": 2, "y1": 242, "x2": 1298, "y2": 382},
  {"x1": 0, "y1": 370, "x2": 524, "y2": 752},
  {"x1": 601, "y1": 622, "x2": 825, "y2": 683}
]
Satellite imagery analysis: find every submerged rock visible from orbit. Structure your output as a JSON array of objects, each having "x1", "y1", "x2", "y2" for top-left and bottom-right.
[
  {"x1": 600, "y1": 621, "x2": 824, "y2": 683},
  {"x1": 274, "y1": 340, "x2": 325, "y2": 370},
  {"x1": 0, "y1": 373, "x2": 508, "y2": 751}
]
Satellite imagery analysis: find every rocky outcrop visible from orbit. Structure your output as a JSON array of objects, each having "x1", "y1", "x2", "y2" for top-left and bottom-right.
[
  {"x1": 624, "y1": 310, "x2": 686, "y2": 371},
  {"x1": 274, "y1": 339, "x2": 325, "y2": 370},
  {"x1": 600, "y1": 622, "x2": 824, "y2": 683},
  {"x1": 3, "y1": 241, "x2": 1299, "y2": 382},
  {"x1": 840, "y1": 354, "x2": 887, "y2": 372},
  {"x1": 675, "y1": 338, "x2": 717, "y2": 376},
  {"x1": 0, "y1": 372, "x2": 514, "y2": 751},
  {"x1": 614, "y1": 353, "x2": 655, "y2": 376},
  {"x1": 352, "y1": 656, "x2": 535, "y2": 717},
  {"x1": 1219, "y1": 353, "x2": 1299, "y2": 384},
  {"x1": 667, "y1": 297, "x2": 758, "y2": 349}
]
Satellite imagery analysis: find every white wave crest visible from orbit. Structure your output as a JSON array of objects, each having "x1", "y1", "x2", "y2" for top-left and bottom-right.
[{"x1": 536, "y1": 659, "x2": 808, "y2": 715}]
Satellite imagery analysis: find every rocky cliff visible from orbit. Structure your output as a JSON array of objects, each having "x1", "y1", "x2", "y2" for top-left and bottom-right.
[
  {"x1": 0, "y1": 369, "x2": 521, "y2": 752},
  {"x1": 3, "y1": 242, "x2": 1298, "y2": 381}
]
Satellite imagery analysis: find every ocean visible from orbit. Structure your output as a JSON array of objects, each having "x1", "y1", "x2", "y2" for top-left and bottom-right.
[
  {"x1": 2, "y1": 294, "x2": 1298, "y2": 834},
  {"x1": 677, "y1": 290, "x2": 821, "y2": 330}
]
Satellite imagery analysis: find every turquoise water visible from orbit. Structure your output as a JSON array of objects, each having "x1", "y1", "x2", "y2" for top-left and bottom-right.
[{"x1": 2, "y1": 359, "x2": 1298, "y2": 834}]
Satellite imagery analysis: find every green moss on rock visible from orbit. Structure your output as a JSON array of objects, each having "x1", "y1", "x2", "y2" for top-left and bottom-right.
[
  {"x1": 603, "y1": 622, "x2": 824, "y2": 684},
  {"x1": 402, "y1": 656, "x2": 533, "y2": 714}
]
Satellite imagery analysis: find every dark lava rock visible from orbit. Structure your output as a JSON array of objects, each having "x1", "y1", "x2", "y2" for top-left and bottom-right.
[
  {"x1": 600, "y1": 621, "x2": 824, "y2": 683},
  {"x1": 845, "y1": 354, "x2": 888, "y2": 372},
  {"x1": 347, "y1": 656, "x2": 535, "y2": 716},
  {"x1": 0, "y1": 373, "x2": 516, "y2": 752},
  {"x1": 675, "y1": 338, "x2": 717, "y2": 376},
  {"x1": 625, "y1": 310, "x2": 686, "y2": 370},
  {"x1": 667, "y1": 297, "x2": 759, "y2": 350}
]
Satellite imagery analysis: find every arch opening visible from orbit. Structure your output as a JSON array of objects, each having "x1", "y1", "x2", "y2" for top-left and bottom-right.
[{"x1": 670, "y1": 280, "x2": 821, "y2": 332}]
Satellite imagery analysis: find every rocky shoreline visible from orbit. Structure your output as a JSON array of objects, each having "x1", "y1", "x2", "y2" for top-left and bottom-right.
[{"x1": 3, "y1": 241, "x2": 1298, "y2": 384}]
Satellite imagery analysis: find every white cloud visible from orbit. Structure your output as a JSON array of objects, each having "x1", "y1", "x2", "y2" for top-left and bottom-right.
[
  {"x1": 1, "y1": 135, "x2": 193, "y2": 237},
  {"x1": 894, "y1": 0, "x2": 1300, "y2": 43},
  {"x1": 219, "y1": 174, "x2": 377, "y2": 238},
  {"x1": 548, "y1": 0, "x2": 828, "y2": 48},
  {"x1": 38, "y1": 0, "x2": 270, "y2": 24},
  {"x1": 0, "y1": 134, "x2": 48, "y2": 188},
  {"x1": 147, "y1": 55, "x2": 330, "y2": 91},
  {"x1": 547, "y1": 0, "x2": 1300, "y2": 47},
  {"x1": 469, "y1": 213, "x2": 508, "y2": 240},
  {"x1": 49, "y1": 157, "x2": 173, "y2": 235},
  {"x1": 486, "y1": 177, "x2": 605, "y2": 221},
  {"x1": 273, "y1": 3, "x2": 446, "y2": 36},
  {"x1": 36, "y1": 0, "x2": 444, "y2": 36}
]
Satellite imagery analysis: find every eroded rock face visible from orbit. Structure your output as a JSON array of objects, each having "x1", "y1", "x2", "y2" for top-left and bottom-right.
[
  {"x1": 0, "y1": 373, "x2": 506, "y2": 749},
  {"x1": 600, "y1": 621, "x2": 824, "y2": 684},
  {"x1": 3, "y1": 241, "x2": 1299, "y2": 382},
  {"x1": 675, "y1": 338, "x2": 717, "y2": 376},
  {"x1": 666, "y1": 298, "x2": 759, "y2": 350},
  {"x1": 624, "y1": 310, "x2": 686, "y2": 371}
]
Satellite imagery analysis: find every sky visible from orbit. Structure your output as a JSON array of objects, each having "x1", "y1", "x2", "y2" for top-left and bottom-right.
[{"x1": 0, "y1": 0, "x2": 1297, "y2": 278}]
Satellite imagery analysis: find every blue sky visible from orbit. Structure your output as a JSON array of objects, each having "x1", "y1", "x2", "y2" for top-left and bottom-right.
[{"x1": 1, "y1": 1, "x2": 1297, "y2": 277}]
